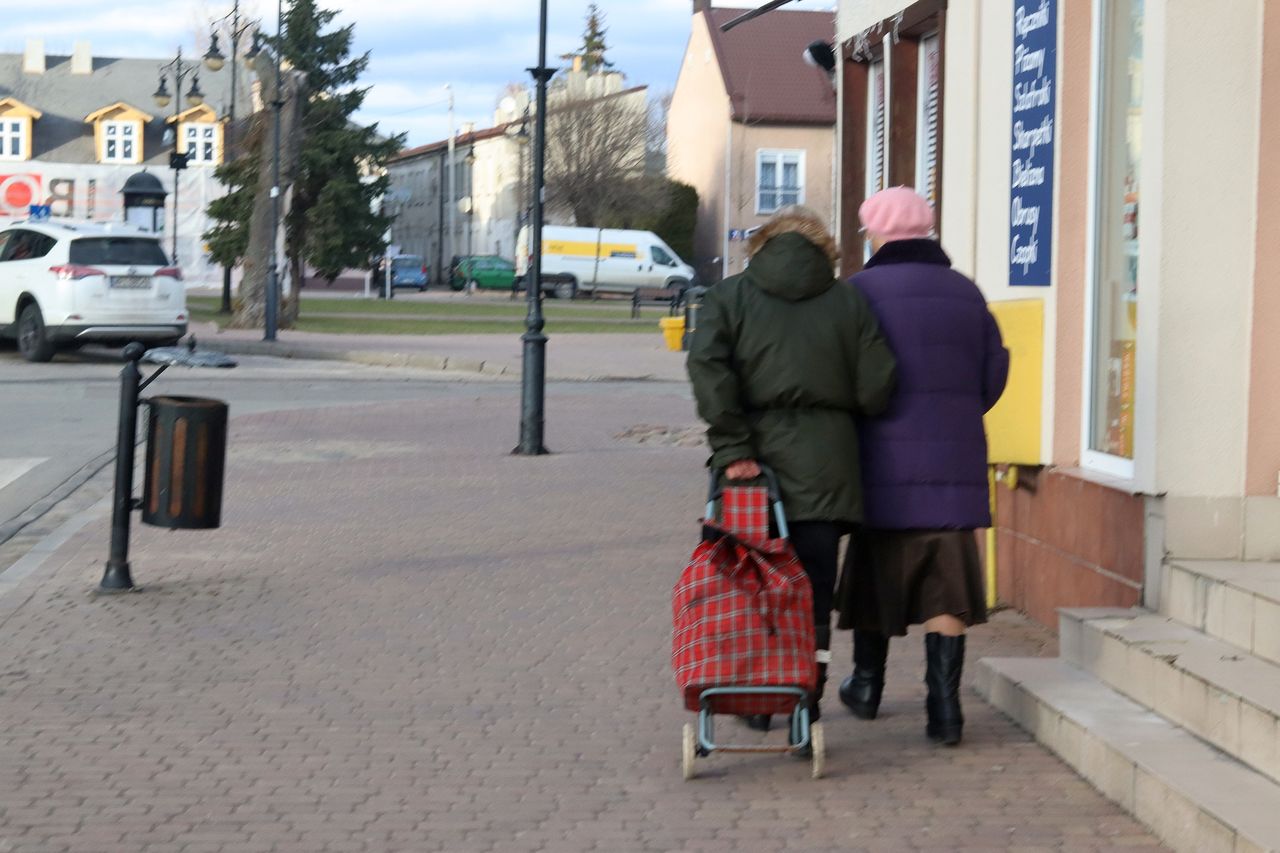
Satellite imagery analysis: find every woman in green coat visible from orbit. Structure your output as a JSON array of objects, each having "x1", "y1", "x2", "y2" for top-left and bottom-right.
[{"x1": 687, "y1": 206, "x2": 897, "y2": 724}]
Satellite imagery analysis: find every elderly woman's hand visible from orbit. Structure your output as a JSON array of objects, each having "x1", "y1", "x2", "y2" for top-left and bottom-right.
[{"x1": 725, "y1": 459, "x2": 762, "y2": 481}]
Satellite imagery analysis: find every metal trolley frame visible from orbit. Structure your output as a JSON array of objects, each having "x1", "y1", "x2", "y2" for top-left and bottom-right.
[{"x1": 681, "y1": 468, "x2": 826, "y2": 780}]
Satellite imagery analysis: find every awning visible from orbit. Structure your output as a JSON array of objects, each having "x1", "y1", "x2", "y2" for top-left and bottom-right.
[{"x1": 720, "y1": 0, "x2": 800, "y2": 32}]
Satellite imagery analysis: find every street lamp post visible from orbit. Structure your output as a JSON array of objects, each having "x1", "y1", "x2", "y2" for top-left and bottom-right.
[
  {"x1": 153, "y1": 50, "x2": 206, "y2": 266},
  {"x1": 465, "y1": 145, "x2": 476, "y2": 262},
  {"x1": 203, "y1": 1, "x2": 259, "y2": 315},
  {"x1": 264, "y1": 0, "x2": 284, "y2": 342},
  {"x1": 517, "y1": 0, "x2": 554, "y2": 456}
]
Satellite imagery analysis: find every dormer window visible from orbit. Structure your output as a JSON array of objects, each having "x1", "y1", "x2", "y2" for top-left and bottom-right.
[
  {"x1": 168, "y1": 104, "x2": 222, "y2": 167},
  {"x1": 84, "y1": 102, "x2": 151, "y2": 166},
  {"x1": 102, "y1": 121, "x2": 136, "y2": 163},
  {"x1": 0, "y1": 120, "x2": 26, "y2": 161},
  {"x1": 0, "y1": 98, "x2": 41, "y2": 162},
  {"x1": 184, "y1": 122, "x2": 217, "y2": 165}
]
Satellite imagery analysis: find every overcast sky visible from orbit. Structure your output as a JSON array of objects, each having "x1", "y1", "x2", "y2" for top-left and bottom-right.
[{"x1": 3, "y1": 0, "x2": 836, "y2": 148}]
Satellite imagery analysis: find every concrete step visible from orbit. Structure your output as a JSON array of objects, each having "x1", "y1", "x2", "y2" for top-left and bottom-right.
[
  {"x1": 975, "y1": 657, "x2": 1280, "y2": 853},
  {"x1": 1059, "y1": 606, "x2": 1280, "y2": 787},
  {"x1": 1162, "y1": 560, "x2": 1280, "y2": 667}
]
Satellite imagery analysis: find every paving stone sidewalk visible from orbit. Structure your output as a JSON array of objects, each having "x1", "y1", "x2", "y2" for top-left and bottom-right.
[{"x1": 0, "y1": 386, "x2": 1165, "y2": 852}]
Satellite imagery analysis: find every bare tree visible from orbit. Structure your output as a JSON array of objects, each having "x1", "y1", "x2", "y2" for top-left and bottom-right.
[{"x1": 543, "y1": 90, "x2": 662, "y2": 227}]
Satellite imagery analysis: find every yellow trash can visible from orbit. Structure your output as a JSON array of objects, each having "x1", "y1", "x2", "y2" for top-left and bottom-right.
[{"x1": 659, "y1": 317, "x2": 686, "y2": 352}]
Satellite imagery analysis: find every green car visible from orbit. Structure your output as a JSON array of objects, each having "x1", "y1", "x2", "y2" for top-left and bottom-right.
[{"x1": 450, "y1": 255, "x2": 516, "y2": 291}]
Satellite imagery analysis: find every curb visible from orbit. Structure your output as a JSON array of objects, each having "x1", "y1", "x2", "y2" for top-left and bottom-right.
[
  {"x1": 207, "y1": 339, "x2": 515, "y2": 377},
  {"x1": 203, "y1": 338, "x2": 684, "y2": 383}
]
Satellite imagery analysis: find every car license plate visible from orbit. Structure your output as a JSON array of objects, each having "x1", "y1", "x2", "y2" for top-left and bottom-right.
[{"x1": 110, "y1": 276, "x2": 151, "y2": 289}]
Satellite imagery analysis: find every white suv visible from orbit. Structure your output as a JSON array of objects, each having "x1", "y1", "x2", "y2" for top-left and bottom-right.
[{"x1": 0, "y1": 220, "x2": 187, "y2": 362}]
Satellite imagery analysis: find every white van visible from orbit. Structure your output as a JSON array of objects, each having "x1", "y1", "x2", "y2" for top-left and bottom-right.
[{"x1": 516, "y1": 226, "x2": 696, "y2": 299}]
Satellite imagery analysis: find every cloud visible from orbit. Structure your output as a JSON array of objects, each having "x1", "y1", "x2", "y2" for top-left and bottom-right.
[{"x1": 8, "y1": 0, "x2": 836, "y2": 147}]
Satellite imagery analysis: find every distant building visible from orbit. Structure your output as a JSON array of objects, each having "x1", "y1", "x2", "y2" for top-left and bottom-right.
[
  {"x1": 0, "y1": 40, "x2": 255, "y2": 283},
  {"x1": 667, "y1": 2, "x2": 837, "y2": 281},
  {"x1": 386, "y1": 71, "x2": 648, "y2": 279}
]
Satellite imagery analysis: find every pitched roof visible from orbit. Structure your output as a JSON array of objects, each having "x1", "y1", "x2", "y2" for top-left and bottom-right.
[
  {"x1": 704, "y1": 7, "x2": 836, "y2": 126},
  {"x1": 0, "y1": 52, "x2": 254, "y2": 164}
]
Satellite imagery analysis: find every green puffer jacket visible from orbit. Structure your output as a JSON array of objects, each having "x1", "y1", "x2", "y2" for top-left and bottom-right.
[{"x1": 687, "y1": 231, "x2": 897, "y2": 525}]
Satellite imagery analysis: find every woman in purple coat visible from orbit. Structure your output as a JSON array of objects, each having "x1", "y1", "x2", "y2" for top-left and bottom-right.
[{"x1": 835, "y1": 187, "x2": 1009, "y2": 746}]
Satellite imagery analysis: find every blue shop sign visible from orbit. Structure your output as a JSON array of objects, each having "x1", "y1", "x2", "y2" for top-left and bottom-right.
[{"x1": 1009, "y1": 0, "x2": 1056, "y2": 287}]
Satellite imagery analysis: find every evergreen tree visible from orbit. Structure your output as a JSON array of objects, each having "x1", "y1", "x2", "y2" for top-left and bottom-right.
[
  {"x1": 203, "y1": 150, "x2": 258, "y2": 277},
  {"x1": 279, "y1": 0, "x2": 404, "y2": 290},
  {"x1": 562, "y1": 3, "x2": 614, "y2": 73}
]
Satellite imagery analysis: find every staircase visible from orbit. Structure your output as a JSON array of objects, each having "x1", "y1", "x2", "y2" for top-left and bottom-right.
[{"x1": 975, "y1": 559, "x2": 1280, "y2": 853}]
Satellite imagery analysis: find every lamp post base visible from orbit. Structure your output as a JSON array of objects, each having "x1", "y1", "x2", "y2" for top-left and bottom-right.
[
  {"x1": 99, "y1": 559, "x2": 136, "y2": 592},
  {"x1": 515, "y1": 328, "x2": 549, "y2": 456}
]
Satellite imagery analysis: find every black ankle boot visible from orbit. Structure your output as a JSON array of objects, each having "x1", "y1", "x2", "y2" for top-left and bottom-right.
[
  {"x1": 924, "y1": 632, "x2": 965, "y2": 745},
  {"x1": 839, "y1": 630, "x2": 889, "y2": 719},
  {"x1": 739, "y1": 714, "x2": 772, "y2": 731}
]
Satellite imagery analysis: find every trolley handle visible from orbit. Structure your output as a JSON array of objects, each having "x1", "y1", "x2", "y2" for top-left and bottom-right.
[{"x1": 704, "y1": 464, "x2": 790, "y2": 540}]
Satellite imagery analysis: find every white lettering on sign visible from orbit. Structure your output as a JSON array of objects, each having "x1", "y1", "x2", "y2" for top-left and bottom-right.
[
  {"x1": 1010, "y1": 233, "x2": 1039, "y2": 273},
  {"x1": 1016, "y1": 0, "x2": 1052, "y2": 38},
  {"x1": 1011, "y1": 196, "x2": 1041, "y2": 230},
  {"x1": 1014, "y1": 45, "x2": 1047, "y2": 77},
  {"x1": 1012, "y1": 117, "x2": 1055, "y2": 158},
  {"x1": 1014, "y1": 78, "x2": 1053, "y2": 112},
  {"x1": 1012, "y1": 158, "x2": 1047, "y2": 188}
]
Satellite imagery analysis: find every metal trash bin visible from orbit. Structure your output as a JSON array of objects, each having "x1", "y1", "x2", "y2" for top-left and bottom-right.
[{"x1": 142, "y1": 396, "x2": 228, "y2": 530}]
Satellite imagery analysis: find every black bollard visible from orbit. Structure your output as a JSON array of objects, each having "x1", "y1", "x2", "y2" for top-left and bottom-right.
[{"x1": 101, "y1": 342, "x2": 147, "y2": 592}]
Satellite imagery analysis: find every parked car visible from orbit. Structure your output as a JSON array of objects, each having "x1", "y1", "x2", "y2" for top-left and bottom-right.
[
  {"x1": 515, "y1": 225, "x2": 696, "y2": 299},
  {"x1": 374, "y1": 254, "x2": 429, "y2": 295},
  {"x1": 451, "y1": 255, "x2": 516, "y2": 292},
  {"x1": 0, "y1": 220, "x2": 186, "y2": 362}
]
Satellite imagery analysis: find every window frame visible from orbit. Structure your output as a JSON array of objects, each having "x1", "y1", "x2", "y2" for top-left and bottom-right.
[
  {"x1": 1080, "y1": 0, "x2": 1142, "y2": 481},
  {"x1": 182, "y1": 121, "x2": 218, "y2": 165},
  {"x1": 101, "y1": 120, "x2": 138, "y2": 164},
  {"x1": 0, "y1": 119, "x2": 27, "y2": 162},
  {"x1": 755, "y1": 149, "x2": 806, "y2": 216}
]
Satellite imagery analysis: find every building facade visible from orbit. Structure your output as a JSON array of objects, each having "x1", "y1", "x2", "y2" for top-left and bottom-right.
[
  {"x1": 836, "y1": 0, "x2": 1280, "y2": 619},
  {"x1": 832, "y1": 0, "x2": 1280, "y2": 843},
  {"x1": 0, "y1": 41, "x2": 255, "y2": 285},
  {"x1": 387, "y1": 74, "x2": 648, "y2": 280},
  {"x1": 667, "y1": 2, "x2": 837, "y2": 281}
]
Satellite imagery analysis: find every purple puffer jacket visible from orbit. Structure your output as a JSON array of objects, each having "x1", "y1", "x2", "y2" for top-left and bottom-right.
[{"x1": 851, "y1": 239, "x2": 1010, "y2": 530}]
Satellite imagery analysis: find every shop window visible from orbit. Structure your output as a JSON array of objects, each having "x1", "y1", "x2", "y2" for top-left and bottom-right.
[
  {"x1": 0, "y1": 120, "x2": 26, "y2": 161},
  {"x1": 1087, "y1": 0, "x2": 1143, "y2": 465},
  {"x1": 102, "y1": 121, "x2": 137, "y2": 164},
  {"x1": 756, "y1": 150, "x2": 804, "y2": 214},
  {"x1": 183, "y1": 122, "x2": 218, "y2": 165}
]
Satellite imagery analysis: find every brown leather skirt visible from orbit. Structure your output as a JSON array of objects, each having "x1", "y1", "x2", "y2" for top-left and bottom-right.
[{"x1": 835, "y1": 529, "x2": 987, "y2": 637}]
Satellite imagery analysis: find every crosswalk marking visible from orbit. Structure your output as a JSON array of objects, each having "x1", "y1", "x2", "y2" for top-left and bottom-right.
[{"x1": 0, "y1": 458, "x2": 46, "y2": 492}]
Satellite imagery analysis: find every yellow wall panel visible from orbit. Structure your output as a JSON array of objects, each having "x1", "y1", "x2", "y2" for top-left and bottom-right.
[{"x1": 985, "y1": 298, "x2": 1044, "y2": 465}]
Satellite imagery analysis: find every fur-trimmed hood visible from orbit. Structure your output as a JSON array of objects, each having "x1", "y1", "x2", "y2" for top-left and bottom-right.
[{"x1": 744, "y1": 210, "x2": 840, "y2": 303}]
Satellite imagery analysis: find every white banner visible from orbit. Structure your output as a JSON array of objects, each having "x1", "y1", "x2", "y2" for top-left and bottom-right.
[{"x1": 0, "y1": 162, "x2": 230, "y2": 287}]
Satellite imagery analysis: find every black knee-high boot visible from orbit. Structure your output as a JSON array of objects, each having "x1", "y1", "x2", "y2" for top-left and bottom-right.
[
  {"x1": 839, "y1": 630, "x2": 890, "y2": 719},
  {"x1": 924, "y1": 632, "x2": 965, "y2": 745}
]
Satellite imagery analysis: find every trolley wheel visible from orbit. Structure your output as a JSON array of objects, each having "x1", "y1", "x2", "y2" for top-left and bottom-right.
[
  {"x1": 682, "y1": 722, "x2": 698, "y2": 781},
  {"x1": 810, "y1": 722, "x2": 825, "y2": 779}
]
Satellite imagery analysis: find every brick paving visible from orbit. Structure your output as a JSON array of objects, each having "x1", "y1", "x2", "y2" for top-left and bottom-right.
[{"x1": 0, "y1": 386, "x2": 1165, "y2": 852}]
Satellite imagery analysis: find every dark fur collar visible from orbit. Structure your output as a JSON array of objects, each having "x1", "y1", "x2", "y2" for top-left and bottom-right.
[{"x1": 864, "y1": 238, "x2": 952, "y2": 269}]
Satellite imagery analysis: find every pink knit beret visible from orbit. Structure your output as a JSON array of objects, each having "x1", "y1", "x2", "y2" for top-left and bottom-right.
[{"x1": 858, "y1": 186, "x2": 935, "y2": 242}]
